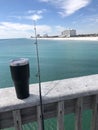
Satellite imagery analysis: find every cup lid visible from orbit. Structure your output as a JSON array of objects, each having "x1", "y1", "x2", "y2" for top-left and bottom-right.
[{"x1": 10, "y1": 58, "x2": 29, "y2": 66}]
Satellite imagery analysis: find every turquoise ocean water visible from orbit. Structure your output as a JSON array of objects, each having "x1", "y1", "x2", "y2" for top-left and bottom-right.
[
  {"x1": 1, "y1": 38, "x2": 98, "y2": 88},
  {"x1": 0, "y1": 38, "x2": 98, "y2": 129}
]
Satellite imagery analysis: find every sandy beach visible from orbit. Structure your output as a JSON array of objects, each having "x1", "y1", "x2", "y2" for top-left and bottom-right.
[{"x1": 36, "y1": 36, "x2": 98, "y2": 41}]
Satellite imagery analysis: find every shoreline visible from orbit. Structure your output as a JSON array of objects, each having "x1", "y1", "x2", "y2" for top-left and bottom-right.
[{"x1": 34, "y1": 36, "x2": 98, "y2": 41}]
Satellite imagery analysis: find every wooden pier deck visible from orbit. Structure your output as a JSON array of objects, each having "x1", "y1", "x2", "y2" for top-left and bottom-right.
[{"x1": 0, "y1": 74, "x2": 98, "y2": 130}]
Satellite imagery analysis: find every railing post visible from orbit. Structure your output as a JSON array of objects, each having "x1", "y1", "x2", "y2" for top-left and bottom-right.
[
  {"x1": 13, "y1": 110, "x2": 23, "y2": 130},
  {"x1": 57, "y1": 101, "x2": 64, "y2": 130},
  {"x1": 91, "y1": 95, "x2": 98, "y2": 130},
  {"x1": 75, "y1": 97, "x2": 83, "y2": 130},
  {"x1": 37, "y1": 105, "x2": 43, "y2": 130}
]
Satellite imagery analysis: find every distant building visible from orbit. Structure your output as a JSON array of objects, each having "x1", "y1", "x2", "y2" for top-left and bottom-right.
[
  {"x1": 43, "y1": 33, "x2": 48, "y2": 38},
  {"x1": 61, "y1": 29, "x2": 76, "y2": 37},
  {"x1": 37, "y1": 34, "x2": 41, "y2": 38}
]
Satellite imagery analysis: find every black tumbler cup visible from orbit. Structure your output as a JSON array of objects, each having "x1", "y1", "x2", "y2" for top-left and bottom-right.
[{"x1": 10, "y1": 58, "x2": 30, "y2": 99}]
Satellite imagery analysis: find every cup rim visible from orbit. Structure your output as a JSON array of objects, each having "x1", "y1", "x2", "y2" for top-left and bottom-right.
[{"x1": 10, "y1": 58, "x2": 29, "y2": 66}]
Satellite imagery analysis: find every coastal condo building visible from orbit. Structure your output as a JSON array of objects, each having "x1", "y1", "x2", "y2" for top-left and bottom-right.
[{"x1": 61, "y1": 29, "x2": 76, "y2": 37}]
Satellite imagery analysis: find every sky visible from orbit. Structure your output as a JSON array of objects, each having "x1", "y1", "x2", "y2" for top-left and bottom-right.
[{"x1": 0, "y1": 0, "x2": 98, "y2": 38}]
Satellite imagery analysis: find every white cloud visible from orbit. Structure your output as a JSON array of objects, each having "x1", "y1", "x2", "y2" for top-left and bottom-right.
[
  {"x1": 26, "y1": 14, "x2": 43, "y2": 21},
  {"x1": 9, "y1": 15, "x2": 22, "y2": 20},
  {"x1": 0, "y1": 22, "x2": 53, "y2": 39},
  {"x1": 0, "y1": 22, "x2": 33, "y2": 39},
  {"x1": 37, "y1": 10, "x2": 43, "y2": 14},
  {"x1": 40, "y1": 0, "x2": 91, "y2": 17},
  {"x1": 0, "y1": 21, "x2": 67, "y2": 38},
  {"x1": 27, "y1": 9, "x2": 46, "y2": 14},
  {"x1": 36, "y1": 25, "x2": 52, "y2": 34},
  {"x1": 62, "y1": 0, "x2": 91, "y2": 16},
  {"x1": 26, "y1": 9, "x2": 47, "y2": 21},
  {"x1": 54, "y1": 26, "x2": 65, "y2": 34},
  {"x1": 0, "y1": 22, "x2": 32, "y2": 31},
  {"x1": 10, "y1": 14, "x2": 43, "y2": 22},
  {"x1": 9, "y1": 9, "x2": 46, "y2": 22},
  {"x1": 27, "y1": 10, "x2": 36, "y2": 14}
]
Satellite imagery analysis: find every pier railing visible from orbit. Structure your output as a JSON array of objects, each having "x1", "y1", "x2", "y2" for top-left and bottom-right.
[{"x1": 0, "y1": 74, "x2": 98, "y2": 130}]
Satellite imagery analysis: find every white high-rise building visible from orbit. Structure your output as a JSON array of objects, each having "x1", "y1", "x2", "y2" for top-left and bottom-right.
[{"x1": 61, "y1": 29, "x2": 76, "y2": 37}]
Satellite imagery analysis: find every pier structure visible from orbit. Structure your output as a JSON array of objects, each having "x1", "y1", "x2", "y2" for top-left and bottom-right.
[{"x1": 0, "y1": 74, "x2": 98, "y2": 130}]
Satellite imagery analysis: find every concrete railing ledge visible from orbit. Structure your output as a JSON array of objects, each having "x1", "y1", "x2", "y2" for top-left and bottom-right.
[{"x1": 0, "y1": 74, "x2": 98, "y2": 112}]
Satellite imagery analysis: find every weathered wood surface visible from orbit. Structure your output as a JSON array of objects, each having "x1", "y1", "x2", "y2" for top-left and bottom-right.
[
  {"x1": 0, "y1": 96, "x2": 93, "y2": 129},
  {"x1": 37, "y1": 106, "x2": 43, "y2": 130},
  {"x1": 75, "y1": 98, "x2": 83, "y2": 130},
  {"x1": 91, "y1": 95, "x2": 98, "y2": 130},
  {"x1": 0, "y1": 74, "x2": 98, "y2": 129},
  {"x1": 0, "y1": 74, "x2": 98, "y2": 113},
  {"x1": 57, "y1": 101, "x2": 64, "y2": 130},
  {"x1": 13, "y1": 110, "x2": 23, "y2": 130}
]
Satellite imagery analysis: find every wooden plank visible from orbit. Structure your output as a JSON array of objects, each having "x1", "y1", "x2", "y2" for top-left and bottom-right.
[
  {"x1": 91, "y1": 95, "x2": 98, "y2": 130},
  {"x1": 13, "y1": 110, "x2": 23, "y2": 130},
  {"x1": 37, "y1": 105, "x2": 45, "y2": 130},
  {"x1": 0, "y1": 95, "x2": 93, "y2": 129},
  {"x1": 0, "y1": 96, "x2": 93, "y2": 129},
  {"x1": 75, "y1": 97, "x2": 83, "y2": 130},
  {"x1": 57, "y1": 101, "x2": 64, "y2": 130}
]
